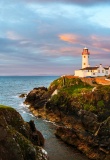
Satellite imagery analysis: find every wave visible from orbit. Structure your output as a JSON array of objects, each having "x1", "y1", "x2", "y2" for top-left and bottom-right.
[
  {"x1": 19, "y1": 102, "x2": 30, "y2": 108},
  {"x1": 43, "y1": 119, "x2": 59, "y2": 127},
  {"x1": 27, "y1": 113, "x2": 35, "y2": 117},
  {"x1": 12, "y1": 95, "x2": 19, "y2": 99},
  {"x1": 21, "y1": 110, "x2": 26, "y2": 114}
]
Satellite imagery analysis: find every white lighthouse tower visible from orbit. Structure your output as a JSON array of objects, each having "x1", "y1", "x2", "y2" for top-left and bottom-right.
[{"x1": 82, "y1": 47, "x2": 90, "y2": 68}]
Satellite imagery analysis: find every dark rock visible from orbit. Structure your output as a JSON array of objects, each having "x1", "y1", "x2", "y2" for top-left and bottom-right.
[
  {"x1": 19, "y1": 93, "x2": 27, "y2": 98},
  {"x1": 28, "y1": 120, "x2": 44, "y2": 146},
  {"x1": 78, "y1": 109, "x2": 99, "y2": 133},
  {"x1": 24, "y1": 87, "x2": 50, "y2": 109},
  {"x1": 55, "y1": 126, "x2": 106, "y2": 160},
  {"x1": 0, "y1": 105, "x2": 48, "y2": 160}
]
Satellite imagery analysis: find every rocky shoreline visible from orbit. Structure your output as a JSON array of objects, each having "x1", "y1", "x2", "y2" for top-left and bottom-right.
[
  {"x1": 24, "y1": 77, "x2": 110, "y2": 160},
  {"x1": 0, "y1": 105, "x2": 48, "y2": 160}
]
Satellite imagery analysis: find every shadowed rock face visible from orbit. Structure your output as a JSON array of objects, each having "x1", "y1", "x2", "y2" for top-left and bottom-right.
[
  {"x1": 25, "y1": 87, "x2": 49, "y2": 108},
  {"x1": 0, "y1": 105, "x2": 48, "y2": 160},
  {"x1": 55, "y1": 111, "x2": 110, "y2": 160}
]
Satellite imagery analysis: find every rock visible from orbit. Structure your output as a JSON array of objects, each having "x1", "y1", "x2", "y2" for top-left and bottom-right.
[
  {"x1": 28, "y1": 120, "x2": 44, "y2": 146},
  {"x1": 24, "y1": 87, "x2": 50, "y2": 109},
  {"x1": 0, "y1": 105, "x2": 48, "y2": 160},
  {"x1": 19, "y1": 93, "x2": 27, "y2": 98},
  {"x1": 55, "y1": 126, "x2": 106, "y2": 160},
  {"x1": 78, "y1": 109, "x2": 99, "y2": 133}
]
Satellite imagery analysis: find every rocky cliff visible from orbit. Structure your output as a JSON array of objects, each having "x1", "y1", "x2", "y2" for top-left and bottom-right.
[
  {"x1": 0, "y1": 105, "x2": 48, "y2": 160},
  {"x1": 24, "y1": 77, "x2": 110, "y2": 160}
]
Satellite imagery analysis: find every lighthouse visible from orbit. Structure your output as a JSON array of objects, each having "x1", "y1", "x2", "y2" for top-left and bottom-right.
[
  {"x1": 82, "y1": 47, "x2": 90, "y2": 68},
  {"x1": 75, "y1": 47, "x2": 110, "y2": 77}
]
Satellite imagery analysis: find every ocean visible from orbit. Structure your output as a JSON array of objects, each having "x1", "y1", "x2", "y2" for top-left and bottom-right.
[{"x1": 0, "y1": 76, "x2": 89, "y2": 160}]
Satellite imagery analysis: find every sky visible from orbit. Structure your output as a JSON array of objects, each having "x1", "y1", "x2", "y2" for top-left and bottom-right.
[{"x1": 0, "y1": 0, "x2": 110, "y2": 75}]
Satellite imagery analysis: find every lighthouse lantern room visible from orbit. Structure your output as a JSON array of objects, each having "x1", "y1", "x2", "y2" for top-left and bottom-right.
[{"x1": 82, "y1": 47, "x2": 90, "y2": 68}]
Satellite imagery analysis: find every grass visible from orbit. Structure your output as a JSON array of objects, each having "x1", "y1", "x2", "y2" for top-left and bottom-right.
[
  {"x1": 49, "y1": 77, "x2": 93, "y2": 96},
  {"x1": 0, "y1": 104, "x2": 14, "y2": 110},
  {"x1": 60, "y1": 84, "x2": 93, "y2": 96}
]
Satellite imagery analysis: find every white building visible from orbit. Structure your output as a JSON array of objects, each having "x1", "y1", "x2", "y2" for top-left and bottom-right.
[{"x1": 75, "y1": 47, "x2": 110, "y2": 77}]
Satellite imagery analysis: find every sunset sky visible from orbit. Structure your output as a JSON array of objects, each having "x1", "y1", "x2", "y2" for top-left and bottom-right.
[{"x1": 0, "y1": 0, "x2": 110, "y2": 75}]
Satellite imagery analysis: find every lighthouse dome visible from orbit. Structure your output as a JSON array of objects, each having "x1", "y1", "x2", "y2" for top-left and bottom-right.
[{"x1": 84, "y1": 47, "x2": 88, "y2": 50}]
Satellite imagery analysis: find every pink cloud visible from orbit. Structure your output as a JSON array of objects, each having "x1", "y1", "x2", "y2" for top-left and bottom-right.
[
  {"x1": 6, "y1": 31, "x2": 24, "y2": 40},
  {"x1": 91, "y1": 35, "x2": 110, "y2": 52},
  {"x1": 58, "y1": 34, "x2": 79, "y2": 44}
]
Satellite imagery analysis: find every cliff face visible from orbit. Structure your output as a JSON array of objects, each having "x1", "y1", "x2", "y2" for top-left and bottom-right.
[
  {"x1": 24, "y1": 77, "x2": 110, "y2": 160},
  {"x1": 0, "y1": 105, "x2": 48, "y2": 160}
]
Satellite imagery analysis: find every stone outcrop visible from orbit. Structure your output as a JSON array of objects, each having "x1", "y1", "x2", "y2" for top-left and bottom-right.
[
  {"x1": 24, "y1": 77, "x2": 110, "y2": 160},
  {"x1": 25, "y1": 87, "x2": 49, "y2": 108},
  {"x1": 19, "y1": 93, "x2": 27, "y2": 98},
  {"x1": 56, "y1": 110, "x2": 110, "y2": 160},
  {"x1": 0, "y1": 105, "x2": 48, "y2": 160}
]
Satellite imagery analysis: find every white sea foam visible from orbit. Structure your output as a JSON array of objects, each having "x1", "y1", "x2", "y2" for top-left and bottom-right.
[
  {"x1": 43, "y1": 119, "x2": 59, "y2": 127},
  {"x1": 41, "y1": 148, "x2": 47, "y2": 155},
  {"x1": 22, "y1": 110, "x2": 26, "y2": 114},
  {"x1": 12, "y1": 95, "x2": 19, "y2": 99},
  {"x1": 19, "y1": 102, "x2": 29, "y2": 108},
  {"x1": 28, "y1": 113, "x2": 34, "y2": 117},
  {"x1": 43, "y1": 120, "x2": 51, "y2": 123}
]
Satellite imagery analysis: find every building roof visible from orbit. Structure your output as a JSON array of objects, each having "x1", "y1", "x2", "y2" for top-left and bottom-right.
[
  {"x1": 104, "y1": 67, "x2": 109, "y2": 70},
  {"x1": 81, "y1": 67, "x2": 99, "y2": 70}
]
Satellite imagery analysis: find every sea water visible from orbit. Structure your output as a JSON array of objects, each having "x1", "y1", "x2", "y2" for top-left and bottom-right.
[{"x1": 0, "y1": 76, "x2": 89, "y2": 160}]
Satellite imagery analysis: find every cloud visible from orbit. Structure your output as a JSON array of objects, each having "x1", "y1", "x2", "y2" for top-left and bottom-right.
[
  {"x1": 0, "y1": 0, "x2": 110, "y2": 75},
  {"x1": 6, "y1": 31, "x2": 24, "y2": 40},
  {"x1": 58, "y1": 33, "x2": 110, "y2": 58},
  {"x1": 2, "y1": 0, "x2": 109, "y2": 7},
  {"x1": 91, "y1": 35, "x2": 110, "y2": 52},
  {"x1": 58, "y1": 33, "x2": 91, "y2": 47},
  {"x1": 22, "y1": 0, "x2": 110, "y2": 6},
  {"x1": 59, "y1": 34, "x2": 79, "y2": 43}
]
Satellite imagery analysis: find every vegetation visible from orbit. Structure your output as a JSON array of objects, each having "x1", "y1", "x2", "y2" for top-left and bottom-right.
[
  {"x1": 0, "y1": 104, "x2": 14, "y2": 110},
  {"x1": 48, "y1": 77, "x2": 110, "y2": 121},
  {"x1": 49, "y1": 77, "x2": 93, "y2": 95}
]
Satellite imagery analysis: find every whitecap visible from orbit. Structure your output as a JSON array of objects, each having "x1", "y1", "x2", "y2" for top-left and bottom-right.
[
  {"x1": 22, "y1": 110, "x2": 26, "y2": 114},
  {"x1": 43, "y1": 120, "x2": 52, "y2": 123},
  {"x1": 12, "y1": 95, "x2": 19, "y2": 99},
  {"x1": 19, "y1": 102, "x2": 29, "y2": 108},
  {"x1": 43, "y1": 119, "x2": 59, "y2": 127},
  {"x1": 27, "y1": 113, "x2": 34, "y2": 117}
]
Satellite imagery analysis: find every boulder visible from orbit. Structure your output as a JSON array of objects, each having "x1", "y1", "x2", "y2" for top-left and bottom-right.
[
  {"x1": 19, "y1": 93, "x2": 27, "y2": 98},
  {"x1": 78, "y1": 109, "x2": 99, "y2": 133},
  {"x1": 24, "y1": 87, "x2": 50, "y2": 109},
  {"x1": 0, "y1": 105, "x2": 48, "y2": 160}
]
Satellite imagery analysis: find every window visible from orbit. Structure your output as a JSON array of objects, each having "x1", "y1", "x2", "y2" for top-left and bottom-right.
[
  {"x1": 93, "y1": 73, "x2": 95, "y2": 75},
  {"x1": 98, "y1": 70, "x2": 100, "y2": 73},
  {"x1": 106, "y1": 71, "x2": 108, "y2": 74},
  {"x1": 102, "y1": 70, "x2": 104, "y2": 73},
  {"x1": 84, "y1": 63, "x2": 86, "y2": 65},
  {"x1": 88, "y1": 70, "x2": 89, "y2": 72},
  {"x1": 84, "y1": 56, "x2": 85, "y2": 58}
]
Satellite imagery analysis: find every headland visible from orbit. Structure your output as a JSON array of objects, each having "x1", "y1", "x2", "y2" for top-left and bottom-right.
[{"x1": 24, "y1": 76, "x2": 110, "y2": 160}]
